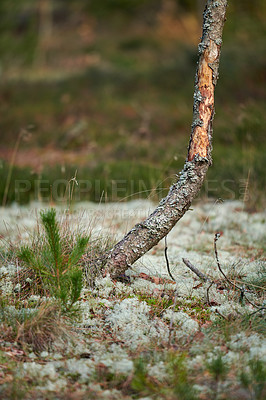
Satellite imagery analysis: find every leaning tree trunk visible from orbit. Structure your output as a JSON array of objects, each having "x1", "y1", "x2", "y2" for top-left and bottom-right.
[{"x1": 105, "y1": 0, "x2": 227, "y2": 279}]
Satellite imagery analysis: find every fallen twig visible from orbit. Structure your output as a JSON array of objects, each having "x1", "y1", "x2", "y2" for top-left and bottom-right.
[
  {"x1": 248, "y1": 307, "x2": 265, "y2": 317},
  {"x1": 182, "y1": 258, "x2": 210, "y2": 282},
  {"x1": 214, "y1": 233, "x2": 241, "y2": 288},
  {"x1": 215, "y1": 308, "x2": 228, "y2": 320},
  {"x1": 206, "y1": 281, "x2": 214, "y2": 306},
  {"x1": 164, "y1": 236, "x2": 175, "y2": 282},
  {"x1": 214, "y1": 233, "x2": 262, "y2": 310}
]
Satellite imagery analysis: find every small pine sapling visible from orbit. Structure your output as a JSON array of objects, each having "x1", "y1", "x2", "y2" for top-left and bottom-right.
[
  {"x1": 206, "y1": 353, "x2": 229, "y2": 399},
  {"x1": 18, "y1": 208, "x2": 89, "y2": 314}
]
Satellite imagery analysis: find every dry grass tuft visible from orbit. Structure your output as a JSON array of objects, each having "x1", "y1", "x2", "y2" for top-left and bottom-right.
[
  {"x1": 0, "y1": 322, "x2": 15, "y2": 343},
  {"x1": 15, "y1": 302, "x2": 71, "y2": 352}
]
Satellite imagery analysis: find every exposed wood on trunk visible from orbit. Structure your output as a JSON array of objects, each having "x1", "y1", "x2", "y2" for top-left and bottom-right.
[{"x1": 104, "y1": 0, "x2": 227, "y2": 279}]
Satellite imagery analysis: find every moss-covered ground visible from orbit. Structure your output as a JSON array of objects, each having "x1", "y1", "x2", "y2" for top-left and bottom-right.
[{"x1": 0, "y1": 200, "x2": 265, "y2": 399}]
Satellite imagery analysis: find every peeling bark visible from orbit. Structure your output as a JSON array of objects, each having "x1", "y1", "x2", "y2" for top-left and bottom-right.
[{"x1": 104, "y1": 0, "x2": 227, "y2": 279}]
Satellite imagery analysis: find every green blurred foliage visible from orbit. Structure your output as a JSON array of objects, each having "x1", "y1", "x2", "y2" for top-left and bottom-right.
[
  {"x1": 0, "y1": 0, "x2": 265, "y2": 208},
  {"x1": 0, "y1": 0, "x2": 38, "y2": 64},
  {"x1": 1, "y1": 0, "x2": 265, "y2": 67}
]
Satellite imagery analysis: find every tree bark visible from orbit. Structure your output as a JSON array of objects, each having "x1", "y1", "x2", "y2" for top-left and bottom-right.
[{"x1": 105, "y1": 0, "x2": 227, "y2": 279}]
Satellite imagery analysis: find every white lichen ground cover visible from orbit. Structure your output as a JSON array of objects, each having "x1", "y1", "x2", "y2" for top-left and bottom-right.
[{"x1": 0, "y1": 199, "x2": 265, "y2": 399}]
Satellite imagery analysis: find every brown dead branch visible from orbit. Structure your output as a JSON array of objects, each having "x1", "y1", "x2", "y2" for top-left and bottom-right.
[
  {"x1": 182, "y1": 258, "x2": 210, "y2": 282},
  {"x1": 214, "y1": 233, "x2": 263, "y2": 310}
]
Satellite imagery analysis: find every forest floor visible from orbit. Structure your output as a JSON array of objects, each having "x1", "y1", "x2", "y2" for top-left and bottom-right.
[{"x1": 0, "y1": 199, "x2": 265, "y2": 399}]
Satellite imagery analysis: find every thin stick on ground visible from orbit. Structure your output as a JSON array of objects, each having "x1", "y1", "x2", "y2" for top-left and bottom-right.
[
  {"x1": 165, "y1": 236, "x2": 175, "y2": 281},
  {"x1": 214, "y1": 233, "x2": 238, "y2": 286},
  {"x1": 214, "y1": 233, "x2": 263, "y2": 310},
  {"x1": 182, "y1": 258, "x2": 217, "y2": 307},
  {"x1": 206, "y1": 281, "x2": 214, "y2": 306},
  {"x1": 182, "y1": 258, "x2": 210, "y2": 282},
  {"x1": 215, "y1": 308, "x2": 227, "y2": 320}
]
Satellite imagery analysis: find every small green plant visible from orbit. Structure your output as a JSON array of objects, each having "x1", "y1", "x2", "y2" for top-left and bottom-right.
[
  {"x1": 167, "y1": 352, "x2": 198, "y2": 400},
  {"x1": 130, "y1": 357, "x2": 164, "y2": 398},
  {"x1": 206, "y1": 353, "x2": 229, "y2": 399},
  {"x1": 239, "y1": 359, "x2": 266, "y2": 400},
  {"x1": 136, "y1": 292, "x2": 174, "y2": 317},
  {"x1": 131, "y1": 358, "x2": 150, "y2": 394},
  {"x1": 18, "y1": 208, "x2": 89, "y2": 314}
]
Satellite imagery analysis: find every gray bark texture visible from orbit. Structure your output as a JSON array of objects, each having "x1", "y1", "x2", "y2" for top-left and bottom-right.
[{"x1": 104, "y1": 0, "x2": 227, "y2": 279}]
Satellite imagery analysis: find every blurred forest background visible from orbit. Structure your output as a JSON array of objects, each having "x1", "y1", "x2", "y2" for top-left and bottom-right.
[{"x1": 0, "y1": 0, "x2": 265, "y2": 209}]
